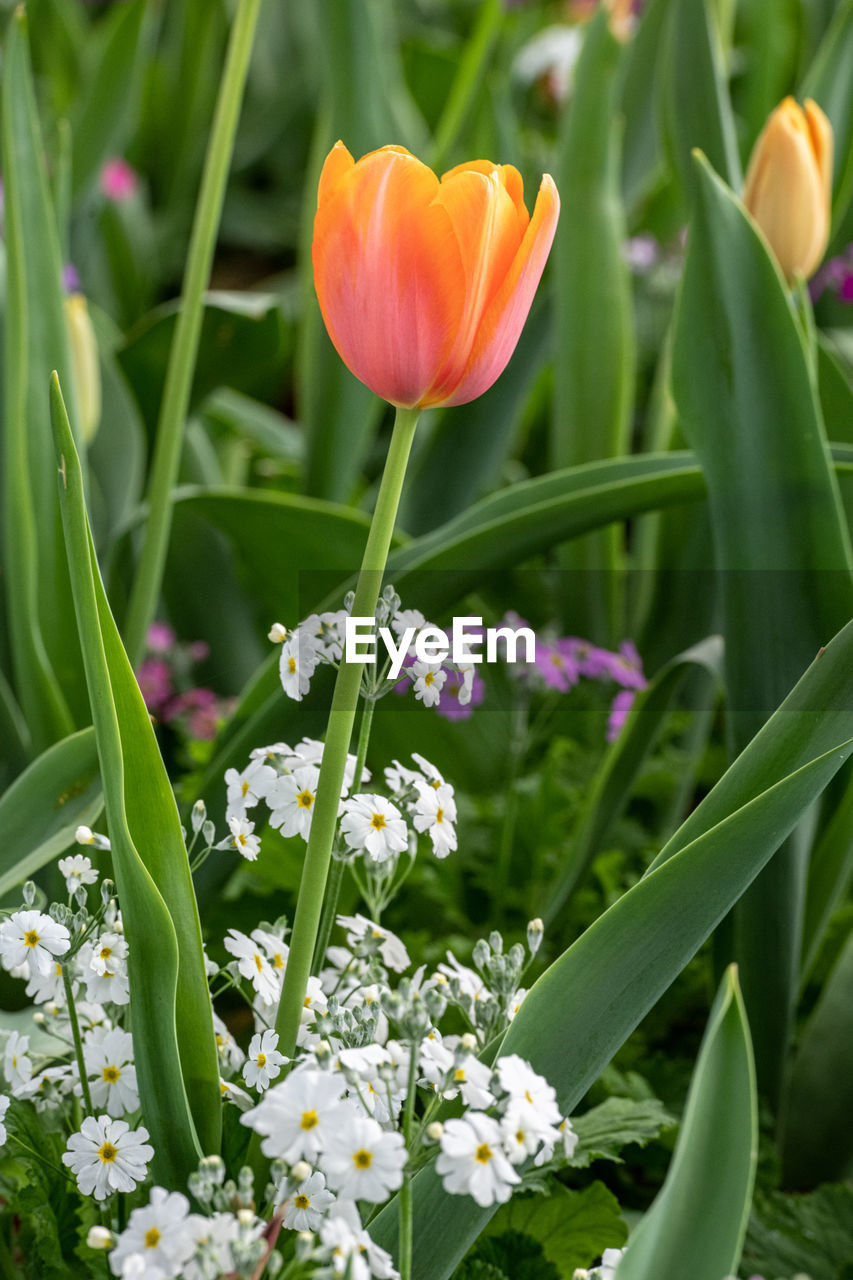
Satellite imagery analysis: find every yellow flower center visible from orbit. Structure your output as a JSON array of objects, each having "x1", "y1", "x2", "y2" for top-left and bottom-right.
[
  {"x1": 352, "y1": 1148, "x2": 372, "y2": 1169},
  {"x1": 254, "y1": 953, "x2": 263, "y2": 972},
  {"x1": 24, "y1": 931, "x2": 40, "y2": 949},
  {"x1": 436, "y1": 808, "x2": 444, "y2": 824},
  {"x1": 516, "y1": 1129, "x2": 524, "y2": 1143},
  {"x1": 475, "y1": 1143, "x2": 493, "y2": 1164},
  {"x1": 454, "y1": 1067, "x2": 466, "y2": 1082},
  {"x1": 272, "y1": 952, "x2": 285, "y2": 969},
  {"x1": 241, "y1": 780, "x2": 250, "y2": 797},
  {"x1": 288, "y1": 656, "x2": 296, "y2": 674},
  {"x1": 524, "y1": 1089, "x2": 533, "y2": 1104},
  {"x1": 99, "y1": 946, "x2": 112, "y2": 960},
  {"x1": 238, "y1": 833, "x2": 247, "y2": 847},
  {"x1": 297, "y1": 790, "x2": 314, "y2": 809},
  {"x1": 370, "y1": 813, "x2": 386, "y2": 831},
  {"x1": 144, "y1": 1227, "x2": 161, "y2": 1249},
  {"x1": 256, "y1": 1053, "x2": 266, "y2": 1068},
  {"x1": 98, "y1": 1141, "x2": 118, "y2": 1163},
  {"x1": 102, "y1": 1065, "x2": 120, "y2": 1083},
  {"x1": 424, "y1": 672, "x2": 434, "y2": 686},
  {"x1": 300, "y1": 1110, "x2": 319, "y2": 1130},
  {"x1": 294, "y1": 1194, "x2": 310, "y2": 1209}
]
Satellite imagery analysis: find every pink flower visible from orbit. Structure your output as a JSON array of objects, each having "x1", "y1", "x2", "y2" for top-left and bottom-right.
[
  {"x1": 164, "y1": 687, "x2": 220, "y2": 740},
  {"x1": 534, "y1": 639, "x2": 579, "y2": 691},
  {"x1": 137, "y1": 658, "x2": 173, "y2": 713},
  {"x1": 99, "y1": 157, "x2": 139, "y2": 203},
  {"x1": 146, "y1": 621, "x2": 176, "y2": 653},
  {"x1": 436, "y1": 669, "x2": 486, "y2": 720},
  {"x1": 607, "y1": 689, "x2": 637, "y2": 741}
]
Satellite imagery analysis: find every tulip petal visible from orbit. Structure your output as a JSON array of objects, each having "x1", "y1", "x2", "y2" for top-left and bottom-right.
[
  {"x1": 804, "y1": 99, "x2": 833, "y2": 210},
  {"x1": 423, "y1": 167, "x2": 525, "y2": 406},
  {"x1": 437, "y1": 173, "x2": 560, "y2": 408},
  {"x1": 317, "y1": 140, "x2": 355, "y2": 208},
  {"x1": 312, "y1": 147, "x2": 467, "y2": 407}
]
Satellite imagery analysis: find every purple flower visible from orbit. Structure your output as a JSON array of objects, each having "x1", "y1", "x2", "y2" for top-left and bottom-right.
[
  {"x1": 622, "y1": 234, "x2": 660, "y2": 274},
  {"x1": 137, "y1": 658, "x2": 173, "y2": 713},
  {"x1": 146, "y1": 621, "x2": 176, "y2": 654},
  {"x1": 62, "y1": 263, "x2": 81, "y2": 293},
  {"x1": 534, "y1": 639, "x2": 579, "y2": 691},
  {"x1": 840, "y1": 272, "x2": 853, "y2": 303},
  {"x1": 164, "y1": 687, "x2": 219, "y2": 740},
  {"x1": 607, "y1": 689, "x2": 637, "y2": 741},
  {"x1": 435, "y1": 669, "x2": 486, "y2": 720}
]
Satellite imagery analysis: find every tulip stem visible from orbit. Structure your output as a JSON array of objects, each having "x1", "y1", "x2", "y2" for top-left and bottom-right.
[
  {"x1": 272, "y1": 406, "x2": 420, "y2": 1064},
  {"x1": 123, "y1": 0, "x2": 263, "y2": 665}
]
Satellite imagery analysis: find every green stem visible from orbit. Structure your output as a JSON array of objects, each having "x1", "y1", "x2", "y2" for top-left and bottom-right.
[
  {"x1": 428, "y1": 0, "x2": 503, "y2": 174},
  {"x1": 399, "y1": 1040, "x2": 420, "y2": 1280},
  {"x1": 62, "y1": 962, "x2": 93, "y2": 1116},
  {"x1": 312, "y1": 695, "x2": 377, "y2": 968},
  {"x1": 123, "y1": 0, "x2": 263, "y2": 665},
  {"x1": 494, "y1": 692, "x2": 529, "y2": 924},
  {"x1": 273, "y1": 406, "x2": 420, "y2": 1062}
]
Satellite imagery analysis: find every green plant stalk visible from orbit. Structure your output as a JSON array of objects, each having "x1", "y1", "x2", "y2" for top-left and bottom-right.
[
  {"x1": 428, "y1": 0, "x2": 503, "y2": 174},
  {"x1": 312, "y1": 693, "x2": 376, "y2": 969},
  {"x1": 399, "y1": 1041, "x2": 420, "y2": 1280},
  {"x1": 62, "y1": 963, "x2": 93, "y2": 1116},
  {"x1": 123, "y1": 0, "x2": 263, "y2": 665},
  {"x1": 273, "y1": 407, "x2": 420, "y2": 1061}
]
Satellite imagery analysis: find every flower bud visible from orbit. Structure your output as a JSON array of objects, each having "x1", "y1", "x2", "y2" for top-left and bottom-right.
[
  {"x1": 86, "y1": 1225, "x2": 115, "y2": 1249},
  {"x1": 65, "y1": 294, "x2": 102, "y2": 445},
  {"x1": 425, "y1": 1121, "x2": 444, "y2": 1142},
  {"x1": 526, "y1": 917, "x2": 544, "y2": 955},
  {"x1": 22, "y1": 880, "x2": 37, "y2": 907},
  {"x1": 743, "y1": 97, "x2": 833, "y2": 281},
  {"x1": 290, "y1": 1160, "x2": 312, "y2": 1183}
]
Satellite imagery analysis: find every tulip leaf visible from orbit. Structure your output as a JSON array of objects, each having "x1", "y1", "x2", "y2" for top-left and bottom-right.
[
  {"x1": 1, "y1": 7, "x2": 82, "y2": 751},
  {"x1": 50, "y1": 374, "x2": 220, "y2": 1184},
  {"x1": 671, "y1": 150, "x2": 853, "y2": 1103},
  {"x1": 801, "y1": 766, "x2": 853, "y2": 978},
  {"x1": 616, "y1": 967, "x2": 757, "y2": 1280},
  {"x1": 0, "y1": 728, "x2": 102, "y2": 901},
  {"x1": 544, "y1": 635, "x2": 724, "y2": 923},
  {"x1": 800, "y1": 0, "x2": 853, "y2": 232},
  {"x1": 619, "y1": 0, "x2": 671, "y2": 207},
  {"x1": 370, "y1": 615, "x2": 853, "y2": 1277},
  {"x1": 781, "y1": 930, "x2": 853, "y2": 1188}
]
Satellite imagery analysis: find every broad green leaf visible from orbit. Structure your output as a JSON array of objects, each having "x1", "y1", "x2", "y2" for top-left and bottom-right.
[
  {"x1": 732, "y1": 0, "x2": 803, "y2": 139},
  {"x1": 0, "y1": 729, "x2": 102, "y2": 900},
  {"x1": 801, "y1": 0, "x2": 853, "y2": 232},
  {"x1": 370, "y1": 615, "x2": 853, "y2": 1276},
  {"x1": 200, "y1": 387, "x2": 304, "y2": 466},
  {"x1": 781, "y1": 931, "x2": 853, "y2": 1187},
  {"x1": 801, "y1": 766, "x2": 853, "y2": 977},
  {"x1": 544, "y1": 636, "x2": 724, "y2": 922},
  {"x1": 742, "y1": 1183, "x2": 853, "y2": 1280},
  {"x1": 619, "y1": 0, "x2": 671, "y2": 207},
  {"x1": 487, "y1": 1183, "x2": 627, "y2": 1278},
  {"x1": 660, "y1": 0, "x2": 741, "y2": 199},
  {"x1": 617, "y1": 967, "x2": 756, "y2": 1280},
  {"x1": 552, "y1": 9, "x2": 634, "y2": 640},
  {"x1": 570, "y1": 1096, "x2": 676, "y2": 1169},
  {"x1": 1, "y1": 7, "x2": 82, "y2": 750},
  {"x1": 50, "y1": 376, "x2": 219, "y2": 1185},
  {"x1": 70, "y1": 0, "x2": 148, "y2": 195},
  {"x1": 671, "y1": 150, "x2": 853, "y2": 1103}
]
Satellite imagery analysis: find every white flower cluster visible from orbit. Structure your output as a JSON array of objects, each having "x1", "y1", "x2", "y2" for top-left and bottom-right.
[
  {"x1": 573, "y1": 1248, "x2": 625, "y2": 1279},
  {"x1": 269, "y1": 586, "x2": 478, "y2": 713}
]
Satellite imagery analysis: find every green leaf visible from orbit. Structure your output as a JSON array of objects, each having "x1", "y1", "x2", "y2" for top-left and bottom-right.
[
  {"x1": 544, "y1": 636, "x2": 724, "y2": 922},
  {"x1": 801, "y1": 0, "x2": 853, "y2": 233},
  {"x1": 616, "y1": 967, "x2": 757, "y2": 1280},
  {"x1": 0, "y1": 728, "x2": 102, "y2": 900},
  {"x1": 619, "y1": 0, "x2": 671, "y2": 207},
  {"x1": 781, "y1": 931, "x2": 853, "y2": 1187},
  {"x1": 50, "y1": 375, "x2": 220, "y2": 1186},
  {"x1": 671, "y1": 150, "x2": 853, "y2": 1103},
  {"x1": 570, "y1": 1097, "x2": 676, "y2": 1169},
  {"x1": 488, "y1": 1183, "x2": 627, "y2": 1278},
  {"x1": 370, "y1": 615, "x2": 853, "y2": 1277},
  {"x1": 1, "y1": 6, "x2": 81, "y2": 751},
  {"x1": 742, "y1": 1183, "x2": 853, "y2": 1280},
  {"x1": 200, "y1": 387, "x2": 304, "y2": 466}
]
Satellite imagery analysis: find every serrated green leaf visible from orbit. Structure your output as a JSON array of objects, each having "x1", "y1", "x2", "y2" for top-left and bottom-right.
[
  {"x1": 742, "y1": 1183, "x2": 853, "y2": 1280},
  {"x1": 570, "y1": 1097, "x2": 676, "y2": 1169},
  {"x1": 489, "y1": 1183, "x2": 627, "y2": 1278}
]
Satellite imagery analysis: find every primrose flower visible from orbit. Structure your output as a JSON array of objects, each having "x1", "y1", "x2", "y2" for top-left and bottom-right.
[
  {"x1": 0, "y1": 910, "x2": 71, "y2": 976},
  {"x1": 57, "y1": 853, "x2": 99, "y2": 896},
  {"x1": 436, "y1": 1111, "x2": 520, "y2": 1206},
  {"x1": 0, "y1": 1095, "x2": 9, "y2": 1145},
  {"x1": 63, "y1": 1115, "x2": 153, "y2": 1200},
  {"x1": 313, "y1": 142, "x2": 559, "y2": 408},
  {"x1": 108, "y1": 1187, "x2": 196, "y2": 1277},
  {"x1": 743, "y1": 97, "x2": 833, "y2": 281},
  {"x1": 340, "y1": 795, "x2": 409, "y2": 862}
]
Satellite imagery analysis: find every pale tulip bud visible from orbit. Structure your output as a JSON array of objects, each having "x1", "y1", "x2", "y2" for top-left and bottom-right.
[
  {"x1": 64, "y1": 293, "x2": 102, "y2": 444},
  {"x1": 743, "y1": 97, "x2": 833, "y2": 282}
]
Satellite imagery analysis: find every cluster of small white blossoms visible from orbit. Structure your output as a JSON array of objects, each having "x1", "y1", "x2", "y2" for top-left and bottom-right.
[
  {"x1": 269, "y1": 584, "x2": 478, "y2": 712},
  {"x1": 572, "y1": 1248, "x2": 625, "y2": 1279}
]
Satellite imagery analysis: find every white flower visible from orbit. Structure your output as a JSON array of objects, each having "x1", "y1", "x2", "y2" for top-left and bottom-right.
[
  {"x1": 219, "y1": 814, "x2": 261, "y2": 861},
  {"x1": 83, "y1": 1027, "x2": 139, "y2": 1116},
  {"x1": 447, "y1": 1054, "x2": 494, "y2": 1110},
  {"x1": 241, "y1": 1068, "x2": 349, "y2": 1163},
  {"x1": 300, "y1": 610, "x2": 348, "y2": 662},
  {"x1": 436, "y1": 1112, "x2": 520, "y2": 1207},
  {"x1": 560, "y1": 1117, "x2": 579, "y2": 1161},
  {"x1": 319, "y1": 1208, "x2": 400, "y2": 1279},
  {"x1": 250, "y1": 927, "x2": 289, "y2": 975},
  {"x1": 277, "y1": 627, "x2": 319, "y2": 701},
  {"x1": 108, "y1": 1186, "x2": 196, "y2": 1277},
  {"x1": 224, "y1": 760, "x2": 276, "y2": 819},
  {"x1": 13, "y1": 1064, "x2": 74, "y2": 1109},
  {"x1": 242, "y1": 1029, "x2": 286, "y2": 1093},
  {"x1": 76, "y1": 826, "x2": 111, "y2": 851},
  {"x1": 3, "y1": 1031, "x2": 32, "y2": 1091},
  {"x1": 183, "y1": 1213, "x2": 241, "y2": 1280},
  {"x1": 336, "y1": 914, "x2": 410, "y2": 973},
  {"x1": 212, "y1": 1013, "x2": 245, "y2": 1072},
  {"x1": 411, "y1": 753, "x2": 444, "y2": 787},
  {"x1": 80, "y1": 933, "x2": 130, "y2": 1005},
  {"x1": 438, "y1": 953, "x2": 489, "y2": 1005},
  {"x1": 25, "y1": 957, "x2": 70, "y2": 1005},
  {"x1": 219, "y1": 1078, "x2": 253, "y2": 1110},
  {"x1": 495, "y1": 1055, "x2": 561, "y2": 1124},
  {"x1": 320, "y1": 1114, "x2": 406, "y2": 1203},
  {"x1": 390, "y1": 608, "x2": 425, "y2": 638},
  {"x1": 412, "y1": 782, "x2": 457, "y2": 858},
  {"x1": 267, "y1": 765, "x2": 320, "y2": 839},
  {"x1": 63, "y1": 1115, "x2": 153, "y2": 1200},
  {"x1": 116, "y1": 1256, "x2": 166, "y2": 1280},
  {"x1": 383, "y1": 759, "x2": 422, "y2": 793},
  {"x1": 223, "y1": 929, "x2": 280, "y2": 1006},
  {"x1": 340, "y1": 795, "x2": 408, "y2": 863},
  {"x1": 411, "y1": 661, "x2": 446, "y2": 707},
  {"x1": 0, "y1": 910, "x2": 71, "y2": 976},
  {"x1": 282, "y1": 1170, "x2": 336, "y2": 1230},
  {"x1": 0, "y1": 1095, "x2": 9, "y2": 1144},
  {"x1": 501, "y1": 1098, "x2": 560, "y2": 1165},
  {"x1": 512, "y1": 24, "x2": 583, "y2": 103},
  {"x1": 57, "y1": 854, "x2": 99, "y2": 895}
]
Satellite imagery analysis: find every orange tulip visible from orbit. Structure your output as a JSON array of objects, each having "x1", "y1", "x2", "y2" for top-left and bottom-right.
[
  {"x1": 312, "y1": 142, "x2": 560, "y2": 409},
  {"x1": 742, "y1": 97, "x2": 833, "y2": 281}
]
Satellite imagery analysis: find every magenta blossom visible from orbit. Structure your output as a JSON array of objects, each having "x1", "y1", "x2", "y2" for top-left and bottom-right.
[
  {"x1": 607, "y1": 689, "x2": 637, "y2": 741},
  {"x1": 534, "y1": 639, "x2": 579, "y2": 692},
  {"x1": 99, "y1": 157, "x2": 139, "y2": 203},
  {"x1": 163, "y1": 687, "x2": 220, "y2": 740},
  {"x1": 146, "y1": 621, "x2": 176, "y2": 654},
  {"x1": 436, "y1": 668, "x2": 487, "y2": 721},
  {"x1": 137, "y1": 658, "x2": 173, "y2": 714}
]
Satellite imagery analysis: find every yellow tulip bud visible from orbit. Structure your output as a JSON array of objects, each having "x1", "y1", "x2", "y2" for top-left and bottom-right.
[
  {"x1": 64, "y1": 293, "x2": 102, "y2": 445},
  {"x1": 742, "y1": 97, "x2": 833, "y2": 282}
]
